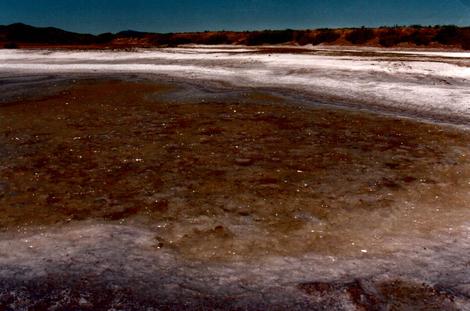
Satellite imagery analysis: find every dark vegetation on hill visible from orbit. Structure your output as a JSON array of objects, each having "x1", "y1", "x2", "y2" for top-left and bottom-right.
[
  {"x1": 1, "y1": 23, "x2": 470, "y2": 49},
  {"x1": 345, "y1": 27, "x2": 376, "y2": 44},
  {"x1": 0, "y1": 23, "x2": 96, "y2": 44}
]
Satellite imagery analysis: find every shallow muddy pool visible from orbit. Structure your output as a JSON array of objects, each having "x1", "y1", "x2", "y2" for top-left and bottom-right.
[
  {"x1": 1, "y1": 79, "x2": 469, "y2": 264},
  {"x1": 0, "y1": 76, "x2": 470, "y2": 309}
]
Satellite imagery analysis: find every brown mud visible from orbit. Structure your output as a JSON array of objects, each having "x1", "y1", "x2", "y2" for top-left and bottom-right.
[
  {"x1": 1, "y1": 78, "x2": 470, "y2": 309},
  {"x1": 1, "y1": 79, "x2": 469, "y2": 261}
]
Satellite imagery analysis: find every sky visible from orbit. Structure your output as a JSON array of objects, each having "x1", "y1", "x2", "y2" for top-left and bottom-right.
[{"x1": 0, "y1": 0, "x2": 470, "y2": 34}]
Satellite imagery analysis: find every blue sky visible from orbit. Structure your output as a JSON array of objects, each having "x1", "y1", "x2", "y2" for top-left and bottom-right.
[{"x1": 1, "y1": 0, "x2": 470, "y2": 34}]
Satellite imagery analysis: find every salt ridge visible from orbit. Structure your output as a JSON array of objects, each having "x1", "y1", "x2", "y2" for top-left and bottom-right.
[{"x1": 1, "y1": 47, "x2": 470, "y2": 122}]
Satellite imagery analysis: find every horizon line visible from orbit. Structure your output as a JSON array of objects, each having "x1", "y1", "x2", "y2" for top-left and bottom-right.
[{"x1": 2, "y1": 22, "x2": 470, "y2": 36}]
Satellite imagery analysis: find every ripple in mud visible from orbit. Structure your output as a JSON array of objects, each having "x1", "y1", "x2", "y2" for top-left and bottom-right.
[{"x1": 0, "y1": 79, "x2": 469, "y2": 260}]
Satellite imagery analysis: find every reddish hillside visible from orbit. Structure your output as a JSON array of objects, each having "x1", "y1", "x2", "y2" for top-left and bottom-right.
[{"x1": 1, "y1": 23, "x2": 469, "y2": 50}]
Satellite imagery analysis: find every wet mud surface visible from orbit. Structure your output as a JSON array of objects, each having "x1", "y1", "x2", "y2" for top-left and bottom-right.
[
  {"x1": 0, "y1": 275, "x2": 463, "y2": 310},
  {"x1": 0, "y1": 78, "x2": 469, "y2": 309}
]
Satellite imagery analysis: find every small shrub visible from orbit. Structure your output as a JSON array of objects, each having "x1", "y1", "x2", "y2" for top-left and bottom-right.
[
  {"x1": 378, "y1": 29, "x2": 404, "y2": 47},
  {"x1": 434, "y1": 25, "x2": 460, "y2": 45},
  {"x1": 4, "y1": 42, "x2": 18, "y2": 49},
  {"x1": 157, "y1": 35, "x2": 192, "y2": 47},
  {"x1": 204, "y1": 33, "x2": 230, "y2": 45},
  {"x1": 409, "y1": 30, "x2": 432, "y2": 46},
  {"x1": 246, "y1": 30, "x2": 294, "y2": 45},
  {"x1": 345, "y1": 27, "x2": 375, "y2": 44},
  {"x1": 312, "y1": 29, "x2": 340, "y2": 45},
  {"x1": 296, "y1": 30, "x2": 315, "y2": 45},
  {"x1": 461, "y1": 29, "x2": 470, "y2": 50}
]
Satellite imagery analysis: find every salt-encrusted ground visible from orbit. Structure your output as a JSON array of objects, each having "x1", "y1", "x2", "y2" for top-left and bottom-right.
[
  {"x1": 0, "y1": 47, "x2": 469, "y2": 310},
  {"x1": 1, "y1": 46, "x2": 470, "y2": 124}
]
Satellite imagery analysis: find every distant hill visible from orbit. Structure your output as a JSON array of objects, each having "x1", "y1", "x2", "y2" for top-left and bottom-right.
[
  {"x1": 1, "y1": 23, "x2": 469, "y2": 50},
  {"x1": 0, "y1": 23, "x2": 99, "y2": 44},
  {"x1": 117, "y1": 30, "x2": 149, "y2": 38}
]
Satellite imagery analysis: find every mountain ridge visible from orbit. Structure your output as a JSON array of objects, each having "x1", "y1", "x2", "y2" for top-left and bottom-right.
[{"x1": 1, "y1": 23, "x2": 469, "y2": 50}]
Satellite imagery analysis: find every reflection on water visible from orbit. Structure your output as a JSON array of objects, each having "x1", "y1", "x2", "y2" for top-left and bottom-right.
[{"x1": 0, "y1": 79, "x2": 469, "y2": 261}]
